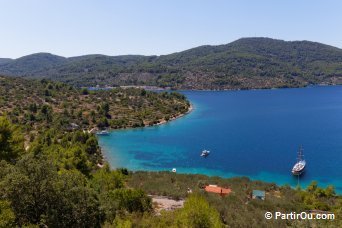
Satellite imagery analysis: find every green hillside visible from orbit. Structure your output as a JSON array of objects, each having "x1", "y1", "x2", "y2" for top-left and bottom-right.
[
  {"x1": 1, "y1": 38, "x2": 341, "y2": 89},
  {"x1": 0, "y1": 75, "x2": 190, "y2": 144}
]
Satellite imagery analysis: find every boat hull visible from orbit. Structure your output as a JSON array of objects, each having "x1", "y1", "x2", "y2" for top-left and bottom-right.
[
  {"x1": 96, "y1": 132, "x2": 109, "y2": 136},
  {"x1": 291, "y1": 158, "x2": 306, "y2": 176},
  {"x1": 291, "y1": 163, "x2": 306, "y2": 175},
  {"x1": 291, "y1": 168, "x2": 305, "y2": 175},
  {"x1": 200, "y1": 150, "x2": 210, "y2": 157}
]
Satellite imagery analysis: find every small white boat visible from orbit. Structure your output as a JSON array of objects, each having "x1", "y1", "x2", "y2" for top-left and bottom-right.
[
  {"x1": 200, "y1": 150, "x2": 210, "y2": 157},
  {"x1": 96, "y1": 130, "x2": 109, "y2": 136}
]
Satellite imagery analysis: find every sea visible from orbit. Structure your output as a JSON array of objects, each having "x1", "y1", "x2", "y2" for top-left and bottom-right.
[{"x1": 98, "y1": 86, "x2": 342, "y2": 193}]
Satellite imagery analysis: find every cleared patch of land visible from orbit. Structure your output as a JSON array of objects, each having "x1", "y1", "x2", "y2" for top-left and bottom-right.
[{"x1": 151, "y1": 196, "x2": 184, "y2": 213}]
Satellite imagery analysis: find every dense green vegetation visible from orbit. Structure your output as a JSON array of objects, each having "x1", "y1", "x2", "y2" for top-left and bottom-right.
[
  {"x1": 0, "y1": 115, "x2": 152, "y2": 227},
  {"x1": 1, "y1": 38, "x2": 342, "y2": 90},
  {"x1": 109, "y1": 194, "x2": 223, "y2": 228},
  {"x1": 0, "y1": 76, "x2": 190, "y2": 143}
]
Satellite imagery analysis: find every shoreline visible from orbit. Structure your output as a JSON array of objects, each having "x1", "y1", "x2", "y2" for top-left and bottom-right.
[
  {"x1": 90, "y1": 83, "x2": 342, "y2": 92},
  {"x1": 93, "y1": 103, "x2": 194, "y2": 134},
  {"x1": 154, "y1": 103, "x2": 193, "y2": 127},
  {"x1": 96, "y1": 103, "x2": 193, "y2": 166},
  {"x1": 127, "y1": 169, "x2": 342, "y2": 196},
  {"x1": 176, "y1": 83, "x2": 342, "y2": 92},
  {"x1": 91, "y1": 83, "x2": 342, "y2": 93}
]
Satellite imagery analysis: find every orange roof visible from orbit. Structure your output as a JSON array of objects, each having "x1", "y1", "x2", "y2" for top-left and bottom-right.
[{"x1": 205, "y1": 185, "x2": 232, "y2": 195}]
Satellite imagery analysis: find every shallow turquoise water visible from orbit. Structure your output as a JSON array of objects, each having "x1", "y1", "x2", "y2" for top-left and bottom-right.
[{"x1": 98, "y1": 86, "x2": 342, "y2": 192}]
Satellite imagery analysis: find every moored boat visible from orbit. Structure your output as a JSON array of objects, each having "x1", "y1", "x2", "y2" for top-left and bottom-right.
[
  {"x1": 201, "y1": 149, "x2": 210, "y2": 157},
  {"x1": 96, "y1": 130, "x2": 109, "y2": 136},
  {"x1": 292, "y1": 146, "x2": 306, "y2": 175}
]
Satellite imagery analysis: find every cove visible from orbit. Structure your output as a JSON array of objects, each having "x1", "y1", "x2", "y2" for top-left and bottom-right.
[{"x1": 98, "y1": 86, "x2": 342, "y2": 193}]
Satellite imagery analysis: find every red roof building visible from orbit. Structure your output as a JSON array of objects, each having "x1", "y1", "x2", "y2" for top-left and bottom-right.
[{"x1": 204, "y1": 185, "x2": 232, "y2": 196}]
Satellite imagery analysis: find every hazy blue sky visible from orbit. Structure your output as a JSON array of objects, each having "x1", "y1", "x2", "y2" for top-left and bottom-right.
[{"x1": 1, "y1": 0, "x2": 341, "y2": 58}]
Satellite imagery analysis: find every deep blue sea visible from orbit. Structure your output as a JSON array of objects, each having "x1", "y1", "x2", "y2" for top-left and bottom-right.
[{"x1": 98, "y1": 86, "x2": 342, "y2": 193}]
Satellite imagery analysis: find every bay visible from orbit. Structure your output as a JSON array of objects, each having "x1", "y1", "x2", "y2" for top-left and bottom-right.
[{"x1": 98, "y1": 86, "x2": 342, "y2": 192}]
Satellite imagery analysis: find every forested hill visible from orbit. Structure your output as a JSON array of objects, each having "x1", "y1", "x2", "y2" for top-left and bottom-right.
[
  {"x1": 0, "y1": 58, "x2": 13, "y2": 65},
  {"x1": 1, "y1": 37, "x2": 342, "y2": 89},
  {"x1": 0, "y1": 75, "x2": 190, "y2": 141}
]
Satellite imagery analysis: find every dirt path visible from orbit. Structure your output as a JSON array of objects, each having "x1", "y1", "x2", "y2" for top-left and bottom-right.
[{"x1": 151, "y1": 196, "x2": 184, "y2": 213}]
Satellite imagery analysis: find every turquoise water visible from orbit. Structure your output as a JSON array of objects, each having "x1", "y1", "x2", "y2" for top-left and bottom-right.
[{"x1": 98, "y1": 86, "x2": 342, "y2": 192}]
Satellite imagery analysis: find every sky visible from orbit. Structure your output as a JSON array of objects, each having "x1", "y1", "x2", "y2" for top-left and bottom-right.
[{"x1": 1, "y1": 0, "x2": 341, "y2": 58}]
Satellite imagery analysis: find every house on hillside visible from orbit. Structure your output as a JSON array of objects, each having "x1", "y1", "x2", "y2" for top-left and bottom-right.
[
  {"x1": 252, "y1": 190, "x2": 266, "y2": 200},
  {"x1": 204, "y1": 185, "x2": 232, "y2": 196}
]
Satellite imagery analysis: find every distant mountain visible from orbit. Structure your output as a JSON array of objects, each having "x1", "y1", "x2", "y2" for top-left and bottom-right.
[
  {"x1": 0, "y1": 58, "x2": 13, "y2": 65},
  {"x1": 0, "y1": 53, "x2": 67, "y2": 76},
  {"x1": 1, "y1": 38, "x2": 341, "y2": 89}
]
